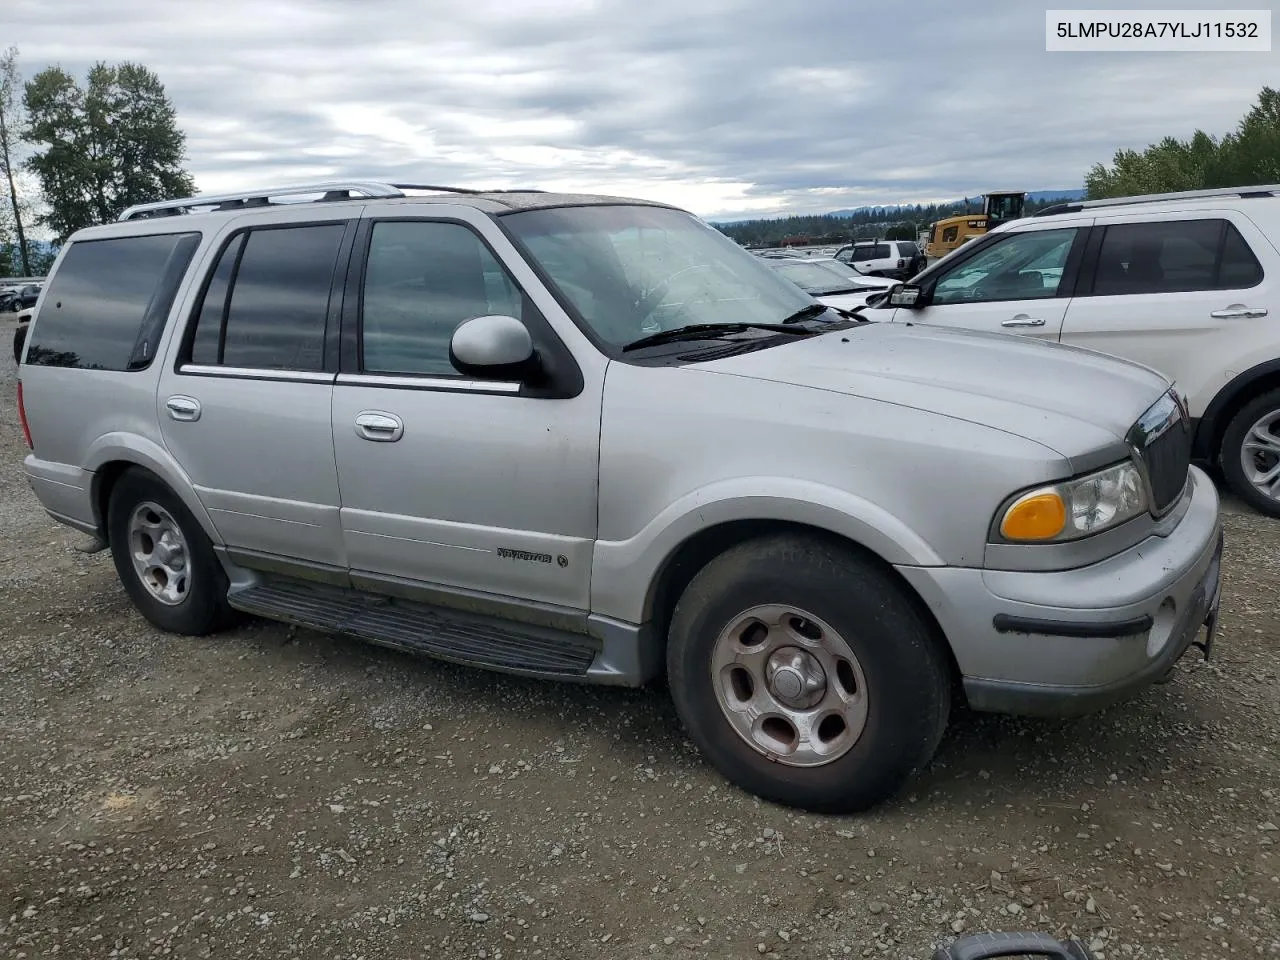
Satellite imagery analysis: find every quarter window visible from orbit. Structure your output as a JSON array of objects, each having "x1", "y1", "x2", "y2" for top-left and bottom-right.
[
  {"x1": 26, "y1": 232, "x2": 200, "y2": 371},
  {"x1": 1091, "y1": 219, "x2": 1264, "y2": 296},
  {"x1": 187, "y1": 223, "x2": 346, "y2": 371},
  {"x1": 360, "y1": 221, "x2": 524, "y2": 377}
]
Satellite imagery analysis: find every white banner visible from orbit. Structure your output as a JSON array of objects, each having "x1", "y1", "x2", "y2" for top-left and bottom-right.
[{"x1": 1046, "y1": 9, "x2": 1271, "y2": 51}]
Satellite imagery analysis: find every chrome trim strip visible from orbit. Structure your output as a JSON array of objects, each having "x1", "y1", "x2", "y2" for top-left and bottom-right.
[
  {"x1": 178, "y1": 364, "x2": 335, "y2": 384},
  {"x1": 336, "y1": 373, "x2": 522, "y2": 393}
]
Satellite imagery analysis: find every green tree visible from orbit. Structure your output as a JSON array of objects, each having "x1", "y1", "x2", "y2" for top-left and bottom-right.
[
  {"x1": 0, "y1": 45, "x2": 33, "y2": 275},
  {"x1": 24, "y1": 61, "x2": 194, "y2": 242},
  {"x1": 1085, "y1": 86, "x2": 1279, "y2": 200}
]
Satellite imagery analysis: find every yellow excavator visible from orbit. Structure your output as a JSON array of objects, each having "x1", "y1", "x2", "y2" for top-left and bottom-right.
[{"x1": 924, "y1": 191, "x2": 1027, "y2": 262}]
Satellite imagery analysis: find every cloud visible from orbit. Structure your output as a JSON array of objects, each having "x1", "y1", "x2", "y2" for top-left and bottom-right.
[{"x1": 6, "y1": 0, "x2": 1278, "y2": 220}]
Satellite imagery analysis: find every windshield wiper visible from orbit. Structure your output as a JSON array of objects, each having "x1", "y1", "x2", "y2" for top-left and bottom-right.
[
  {"x1": 778, "y1": 302, "x2": 832, "y2": 324},
  {"x1": 620, "y1": 322, "x2": 813, "y2": 353}
]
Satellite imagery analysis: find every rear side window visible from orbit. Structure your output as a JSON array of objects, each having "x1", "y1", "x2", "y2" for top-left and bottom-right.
[
  {"x1": 25, "y1": 232, "x2": 200, "y2": 371},
  {"x1": 1091, "y1": 219, "x2": 1264, "y2": 296},
  {"x1": 186, "y1": 223, "x2": 346, "y2": 371}
]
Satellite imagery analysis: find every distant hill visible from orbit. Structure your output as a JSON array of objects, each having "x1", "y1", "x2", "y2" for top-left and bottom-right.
[
  {"x1": 712, "y1": 189, "x2": 1087, "y2": 247},
  {"x1": 819, "y1": 189, "x2": 1084, "y2": 221}
]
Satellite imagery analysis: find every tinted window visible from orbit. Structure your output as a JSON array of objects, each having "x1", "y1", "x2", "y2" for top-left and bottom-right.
[
  {"x1": 361, "y1": 221, "x2": 524, "y2": 376},
  {"x1": 932, "y1": 228, "x2": 1078, "y2": 305},
  {"x1": 190, "y1": 234, "x2": 244, "y2": 365},
  {"x1": 1092, "y1": 219, "x2": 1263, "y2": 296},
  {"x1": 26, "y1": 233, "x2": 199, "y2": 371},
  {"x1": 1219, "y1": 222, "x2": 1265, "y2": 288},
  {"x1": 187, "y1": 224, "x2": 345, "y2": 371}
]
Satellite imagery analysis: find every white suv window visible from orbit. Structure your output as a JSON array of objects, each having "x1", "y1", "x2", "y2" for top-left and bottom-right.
[
  {"x1": 931, "y1": 228, "x2": 1079, "y2": 306},
  {"x1": 1090, "y1": 219, "x2": 1264, "y2": 296}
]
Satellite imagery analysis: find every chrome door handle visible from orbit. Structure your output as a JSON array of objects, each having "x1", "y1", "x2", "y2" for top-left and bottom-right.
[
  {"x1": 165, "y1": 395, "x2": 201, "y2": 422},
  {"x1": 1001, "y1": 314, "x2": 1045, "y2": 327},
  {"x1": 1210, "y1": 304, "x2": 1268, "y2": 319},
  {"x1": 354, "y1": 411, "x2": 404, "y2": 442}
]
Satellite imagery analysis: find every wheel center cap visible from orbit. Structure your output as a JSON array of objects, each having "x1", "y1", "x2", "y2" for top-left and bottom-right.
[{"x1": 765, "y1": 647, "x2": 827, "y2": 709}]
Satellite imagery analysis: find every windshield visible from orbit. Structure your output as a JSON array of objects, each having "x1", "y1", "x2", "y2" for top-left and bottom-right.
[
  {"x1": 501, "y1": 205, "x2": 814, "y2": 348},
  {"x1": 766, "y1": 259, "x2": 862, "y2": 294}
]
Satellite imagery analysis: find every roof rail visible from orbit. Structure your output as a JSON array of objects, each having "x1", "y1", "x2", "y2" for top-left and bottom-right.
[
  {"x1": 118, "y1": 180, "x2": 551, "y2": 220},
  {"x1": 1034, "y1": 183, "x2": 1280, "y2": 217},
  {"x1": 118, "y1": 181, "x2": 408, "y2": 221}
]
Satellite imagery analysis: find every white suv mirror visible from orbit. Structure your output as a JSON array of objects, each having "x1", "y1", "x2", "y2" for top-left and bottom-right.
[{"x1": 449, "y1": 314, "x2": 539, "y2": 379}]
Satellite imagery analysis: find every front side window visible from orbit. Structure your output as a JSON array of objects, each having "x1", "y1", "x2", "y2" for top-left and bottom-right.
[
  {"x1": 1091, "y1": 219, "x2": 1264, "y2": 296},
  {"x1": 26, "y1": 232, "x2": 199, "y2": 371},
  {"x1": 360, "y1": 221, "x2": 524, "y2": 376},
  {"x1": 188, "y1": 223, "x2": 346, "y2": 371},
  {"x1": 931, "y1": 228, "x2": 1079, "y2": 306},
  {"x1": 502, "y1": 205, "x2": 813, "y2": 349}
]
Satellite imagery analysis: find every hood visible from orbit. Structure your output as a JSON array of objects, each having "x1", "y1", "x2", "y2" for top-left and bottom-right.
[{"x1": 694, "y1": 322, "x2": 1171, "y2": 462}]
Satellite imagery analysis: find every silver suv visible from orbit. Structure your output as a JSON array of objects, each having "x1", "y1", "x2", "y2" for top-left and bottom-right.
[{"x1": 16, "y1": 180, "x2": 1223, "y2": 813}]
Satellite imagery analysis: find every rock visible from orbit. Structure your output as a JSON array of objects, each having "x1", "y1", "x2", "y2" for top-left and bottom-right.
[
  {"x1": 762, "y1": 828, "x2": 776, "y2": 839},
  {"x1": 469, "y1": 912, "x2": 489, "y2": 923},
  {"x1": 951, "y1": 918, "x2": 967, "y2": 934},
  {"x1": 1086, "y1": 897, "x2": 1098, "y2": 914},
  {"x1": 757, "y1": 943, "x2": 769, "y2": 954},
  {"x1": 869, "y1": 902, "x2": 887, "y2": 915}
]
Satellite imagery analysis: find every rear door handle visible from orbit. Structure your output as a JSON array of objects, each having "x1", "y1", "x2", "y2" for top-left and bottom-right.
[
  {"x1": 165, "y1": 395, "x2": 201, "y2": 422},
  {"x1": 1210, "y1": 304, "x2": 1268, "y2": 319},
  {"x1": 1002, "y1": 314, "x2": 1045, "y2": 327},
  {"x1": 354, "y1": 411, "x2": 404, "y2": 442}
]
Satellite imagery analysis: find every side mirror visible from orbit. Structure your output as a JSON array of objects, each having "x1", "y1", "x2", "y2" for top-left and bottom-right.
[
  {"x1": 887, "y1": 283, "x2": 925, "y2": 308},
  {"x1": 449, "y1": 314, "x2": 539, "y2": 380}
]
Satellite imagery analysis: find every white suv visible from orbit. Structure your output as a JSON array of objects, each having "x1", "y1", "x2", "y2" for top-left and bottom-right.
[{"x1": 877, "y1": 185, "x2": 1280, "y2": 515}]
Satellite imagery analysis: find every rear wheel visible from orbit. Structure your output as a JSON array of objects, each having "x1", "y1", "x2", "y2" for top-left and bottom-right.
[
  {"x1": 1220, "y1": 389, "x2": 1280, "y2": 518},
  {"x1": 12, "y1": 323, "x2": 26, "y2": 363},
  {"x1": 107, "y1": 468, "x2": 237, "y2": 635},
  {"x1": 666, "y1": 533, "x2": 950, "y2": 813}
]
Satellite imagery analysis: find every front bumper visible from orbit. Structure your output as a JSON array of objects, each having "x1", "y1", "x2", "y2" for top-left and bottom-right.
[{"x1": 896, "y1": 465, "x2": 1223, "y2": 717}]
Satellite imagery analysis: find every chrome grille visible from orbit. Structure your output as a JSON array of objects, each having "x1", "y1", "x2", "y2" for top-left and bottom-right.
[{"x1": 1129, "y1": 392, "x2": 1191, "y2": 514}]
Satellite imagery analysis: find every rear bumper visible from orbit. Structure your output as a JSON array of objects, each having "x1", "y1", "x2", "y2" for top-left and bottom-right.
[{"x1": 896, "y1": 465, "x2": 1223, "y2": 717}]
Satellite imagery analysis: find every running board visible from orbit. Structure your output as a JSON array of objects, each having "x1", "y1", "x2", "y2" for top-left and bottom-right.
[{"x1": 226, "y1": 579, "x2": 600, "y2": 678}]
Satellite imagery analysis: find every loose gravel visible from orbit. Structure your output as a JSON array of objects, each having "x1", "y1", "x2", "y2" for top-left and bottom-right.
[{"x1": 1, "y1": 312, "x2": 1277, "y2": 959}]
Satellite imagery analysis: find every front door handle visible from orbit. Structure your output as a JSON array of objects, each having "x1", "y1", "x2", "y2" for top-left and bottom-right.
[
  {"x1": 1210, "y1": 304, "x2": 1268, "y2": 319},
  {"x1": 165, "y1": 395, "x2": 201, "y2": 422},
  {"x1": 1002, "y1": 314, "x2": 1046, "y2": 327},
  {"x1": 354, "y1": 411, "x2": 404, "y2": 442}
]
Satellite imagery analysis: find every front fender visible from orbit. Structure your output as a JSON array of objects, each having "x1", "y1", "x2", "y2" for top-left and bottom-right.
[
  {"x1": 82, "y1": 433, "x2": 224, "y2": 545},
  {"x1": 590, "y1": 476, "x2": 943, "y2": 624}
]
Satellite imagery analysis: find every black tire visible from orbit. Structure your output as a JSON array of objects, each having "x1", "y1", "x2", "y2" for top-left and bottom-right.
[
  {"x1": 666, "y1": 533, "x2": 950, "y2": 814},
  {"x1": 106, "y1": 467, "x2": 237, "y2": 635},
  {"x1": 1219, "y1": 388, "x2": 1280, "y2": 518},
  {"x1": 12, "y1": 323, "x2": 26, "y2": 364}
]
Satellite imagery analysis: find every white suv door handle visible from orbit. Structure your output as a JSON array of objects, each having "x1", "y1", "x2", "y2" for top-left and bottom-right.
[
  {"x1": 1210, "y1": 304, "x2": 1268, "y2": 319},
  {"x1": 354, "y1": 411, "x2": 404, "y2": 442},
  {"x1": 1001, "y1": 314, "x2": 1045, "y2": 327},
  {"x1": 165, "y1": 395, "x2": 201, "y2": 422}
]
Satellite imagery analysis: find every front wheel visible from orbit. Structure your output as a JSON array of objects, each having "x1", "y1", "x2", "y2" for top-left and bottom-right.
[
  {"x1": 1220, "y1": 389, "x2": 1280, "y2": 518},
  {"x1": 666, "y1": 534, "x2": 950, "y2": 813}
]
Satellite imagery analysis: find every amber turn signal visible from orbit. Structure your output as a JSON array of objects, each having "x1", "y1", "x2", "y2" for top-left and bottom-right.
[{"x1": 999, "y1": 490, "x2": 1067, "y2": 541}]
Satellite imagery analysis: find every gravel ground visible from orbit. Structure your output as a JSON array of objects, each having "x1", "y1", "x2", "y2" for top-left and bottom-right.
[{"x1": 1, "y1": 311, "x2": 1277, "y2": 960}]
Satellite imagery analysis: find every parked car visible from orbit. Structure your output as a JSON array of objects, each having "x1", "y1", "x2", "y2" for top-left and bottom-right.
[
  {"x1": 876, "y1": 184, "x2": 1280, "y2": 516},
  {"x1": 12, "y1": 305, "x2": 33, "y2": 363},
  {"x1": 17, "y1": 180, "x2": 1222, "y2": 813},
  {"x1": 763, "y1": 256, "x2": 889, "y2": 310},
  {"x1": 835, "y1": 240, "x2": 926, "y2": 279}
]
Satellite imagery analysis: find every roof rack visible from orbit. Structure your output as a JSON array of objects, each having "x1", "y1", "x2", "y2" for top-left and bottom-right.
[
  {"x1": 1034, "y1": 183, "x2": 1280, "y2": 217},
  {"x1": 117, "y1": 180, "x2": 547, "y2": 221}
]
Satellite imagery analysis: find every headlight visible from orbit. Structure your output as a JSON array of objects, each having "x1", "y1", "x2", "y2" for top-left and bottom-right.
[{"x1": 998, "y1": 460, "x2": 1147, "y2": 542}]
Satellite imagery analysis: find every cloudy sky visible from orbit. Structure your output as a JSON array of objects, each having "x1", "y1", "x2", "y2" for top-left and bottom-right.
[{"x1": 5, "y1": 0, "x2": 1278, "y2": 221}]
